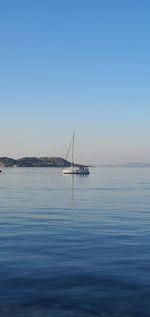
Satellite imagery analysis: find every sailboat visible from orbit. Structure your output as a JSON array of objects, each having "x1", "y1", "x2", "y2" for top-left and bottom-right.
[{"x1": 63, "y1": 133, "x2": 90, "y2": 175}]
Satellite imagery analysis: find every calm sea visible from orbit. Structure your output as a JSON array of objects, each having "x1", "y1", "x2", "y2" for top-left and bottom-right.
[{"x1": 0, "y1": 167, "x2": 150, "y2": 317}]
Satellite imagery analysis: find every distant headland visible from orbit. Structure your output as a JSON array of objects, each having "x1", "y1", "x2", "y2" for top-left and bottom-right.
[
  {"x1": 0, "y1": 157, "x2": 71, "y2": 168},
  {"x1": 0, "y1": 157, "x2": 149, "y2": 168}
]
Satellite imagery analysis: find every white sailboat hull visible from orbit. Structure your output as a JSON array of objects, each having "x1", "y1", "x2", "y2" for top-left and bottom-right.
[{"x1": 63, "y1": 166, "x2": 89, "y2": 175}]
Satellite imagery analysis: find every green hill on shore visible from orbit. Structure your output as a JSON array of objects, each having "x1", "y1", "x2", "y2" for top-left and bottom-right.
[{"x1": 0, "y1": 157, "x2": 71, "y2": 167}]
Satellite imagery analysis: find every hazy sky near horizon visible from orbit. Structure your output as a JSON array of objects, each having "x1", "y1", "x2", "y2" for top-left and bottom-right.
[{"x1": 0, "y1": 0, "x2": 150, "y2": 164}]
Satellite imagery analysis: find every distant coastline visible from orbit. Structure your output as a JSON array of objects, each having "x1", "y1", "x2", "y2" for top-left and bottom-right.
[
  {"x1": 0, "y1": 157, "x2": 150, "y2": 168},
  {"x1": 97, "y1": 162, "x2": 150, "y2": 168},
  {"x1": 0, "y1": 157, "x2": 71, "y2": 168}
]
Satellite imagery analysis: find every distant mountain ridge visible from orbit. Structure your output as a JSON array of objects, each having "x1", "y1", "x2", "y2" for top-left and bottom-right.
[
  {"x1": 0, "y1": 157, "x2": 71, "y2": 167},
  {"x1": 97, "y1": 162, "x2": 150, "y2": 168}
]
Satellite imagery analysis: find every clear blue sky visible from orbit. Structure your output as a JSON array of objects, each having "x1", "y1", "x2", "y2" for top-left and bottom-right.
[{"x1": 0, "y1": 0, "x2": 150, "y2": 164}]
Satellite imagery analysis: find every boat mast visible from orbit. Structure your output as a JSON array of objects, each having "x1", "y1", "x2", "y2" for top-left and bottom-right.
[{"x1": 72, "y1": 132, "x2": 75, "y2": 167}]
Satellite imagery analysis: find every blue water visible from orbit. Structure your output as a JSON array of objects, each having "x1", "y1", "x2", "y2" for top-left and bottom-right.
[{"x1": 0, "y1": 167, "x2": 150, "y2": 317}]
